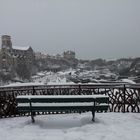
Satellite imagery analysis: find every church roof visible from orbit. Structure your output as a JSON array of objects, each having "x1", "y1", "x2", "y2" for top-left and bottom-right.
[{"x1": 12, "y1": 46, "x2": 31, "y2": 51}]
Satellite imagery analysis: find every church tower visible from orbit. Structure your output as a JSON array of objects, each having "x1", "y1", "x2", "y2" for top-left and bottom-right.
[
  {"x1": 0, "y1": 35, "x2": 13, "y2": 72},
  {"x1": 1, "y1": 35, "x2": 12, "y2": 49}
]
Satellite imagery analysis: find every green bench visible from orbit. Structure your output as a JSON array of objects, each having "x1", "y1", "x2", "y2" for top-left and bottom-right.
[{"x1": 16, "y1": 95, "x2": 109, "y2": 123}]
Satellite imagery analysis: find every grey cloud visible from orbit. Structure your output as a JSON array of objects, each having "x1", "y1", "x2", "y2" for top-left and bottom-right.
[{"x1": 0, "y1": 0, "x2": 140, "y2": 59}]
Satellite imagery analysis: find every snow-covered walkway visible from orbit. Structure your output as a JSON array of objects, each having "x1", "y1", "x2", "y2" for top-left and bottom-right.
[{"x1": 0, "y1": 113, "x2": 140, "y2": 140}]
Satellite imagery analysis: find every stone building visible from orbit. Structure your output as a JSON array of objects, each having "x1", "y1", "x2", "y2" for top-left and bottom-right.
[
  {"x1": 0, "y1": 35, "x2": 34, "y2": 79},
  {"x1": 63, "y1": 50, "x2": 75, "y2": 60}
]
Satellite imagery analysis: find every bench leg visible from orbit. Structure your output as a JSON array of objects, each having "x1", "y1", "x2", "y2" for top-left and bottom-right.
[
  {"x1": 92, "y1": 111, "x2": 95, "y2": 122},
  {"x1": 31, "y1": 112, "x2": 35, "y2": 123},
  {"x1": 31, "y1": 114, "x2": 35, "y2": 123},
  {"x1": 29, "y1": 101, "x2": 35, "y2": 123}
]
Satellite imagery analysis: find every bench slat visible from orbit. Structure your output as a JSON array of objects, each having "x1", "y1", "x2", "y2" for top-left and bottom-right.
[
  {"x1": 30, "y1": 98, "x2": 95, "y2": 103},
  {"x1": 17, "y1": 105, "x2": 108, "y2": 112},
  {"x1": 96, "y1": 97, "x2": 109, "y2": 103}
]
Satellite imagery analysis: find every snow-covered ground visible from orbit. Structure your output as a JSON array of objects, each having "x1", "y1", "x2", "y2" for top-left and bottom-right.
[
  {"x1": 0, "y1": 68, "x2": 136, "y2": 87},
  {"x1": 0, "y1": 113, "x2": 140, "y2": 140},
  {"x1": 31, "y1": 69, "x2": 135, "y2": 85},
  {"x1": 31, "y1": 71, "x2": 75, "y2": 85},
  {"x1": 0, "y1": 82, "x2": 45, "y2": 88}
]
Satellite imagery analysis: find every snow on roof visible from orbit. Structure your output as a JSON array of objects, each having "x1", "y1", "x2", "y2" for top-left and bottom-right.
[
  {"x1": 120, "y1": 79, "x2": 136, "y2": 84},
  {"x1": 12, "y1": 46, "x2": 30, "y2": 51},
  {"x1": 47, "y1": 78, "x2": 75, "y2": 85},
  {"x1": 37, "y1": 72, "x2": 45, "y2": 76},
  {"x1": 0, "y1": 82, "x2": 44, "y2": 88}
]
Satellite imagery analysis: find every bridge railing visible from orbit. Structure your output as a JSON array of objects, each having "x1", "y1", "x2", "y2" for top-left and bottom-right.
[{"x1": 0, "y1": 83, "x2": 140, "y2": 118}]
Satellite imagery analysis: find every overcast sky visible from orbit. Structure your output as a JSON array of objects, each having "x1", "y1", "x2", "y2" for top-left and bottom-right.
[{"x1": 0, "y1": 0, "x2": 140, "y2": 60}]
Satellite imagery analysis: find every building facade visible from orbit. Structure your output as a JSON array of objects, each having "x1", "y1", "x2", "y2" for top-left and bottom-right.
[
  {"x1": 63, "y1": 50, "x2": 75, "y2": 60},
  {"x1": 0, "y1": 35, "x2": 34, "y2": 79}
]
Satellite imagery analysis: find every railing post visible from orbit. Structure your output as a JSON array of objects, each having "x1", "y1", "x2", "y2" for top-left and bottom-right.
[
  {"x1": 123, "y1": 84, "x2": 126, "y2": 113},
  {"x1": 32, "y1": 86, "x2": 35, "y2": 95},
  {"x1": 78, "y1": 84, "x2": 81, "y2": 95}
]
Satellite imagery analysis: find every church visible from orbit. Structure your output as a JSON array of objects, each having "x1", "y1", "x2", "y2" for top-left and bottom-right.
[{"x1": 0, "y1": 35, "x2": 34, "y2": 78}]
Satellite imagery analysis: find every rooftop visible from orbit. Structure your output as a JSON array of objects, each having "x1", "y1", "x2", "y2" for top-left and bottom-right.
[{"x1": 12, "y1": 46, "x2": 30, "y2": 51}]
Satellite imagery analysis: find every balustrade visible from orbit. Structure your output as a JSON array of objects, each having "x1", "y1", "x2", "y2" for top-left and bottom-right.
[{"x1": 0, "y1": 83, "x2": 140, "y2": 118}]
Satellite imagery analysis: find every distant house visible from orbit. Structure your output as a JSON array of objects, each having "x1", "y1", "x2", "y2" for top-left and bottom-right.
[{"x1": 63, "y1": 50, "x2": 76, "y2": 60}]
